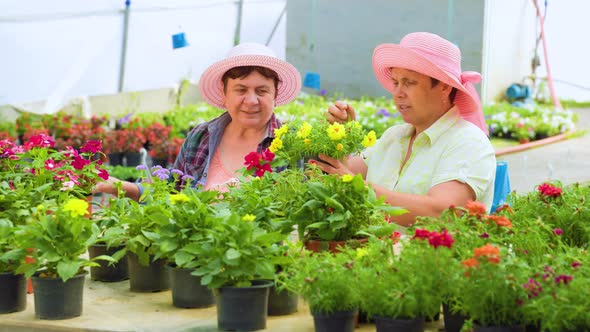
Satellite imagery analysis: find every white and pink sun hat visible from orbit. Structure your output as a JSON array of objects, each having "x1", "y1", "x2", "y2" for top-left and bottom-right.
[
  {"x1": 372, "y1": 32, "x2": 488, "y2": 135},
  {"x1": 199, "y1": 42, "x2": 302, "y2": 109}
]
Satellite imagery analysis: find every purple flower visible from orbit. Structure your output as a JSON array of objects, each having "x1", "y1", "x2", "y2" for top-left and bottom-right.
[
  {"x1": 136, "y1": 165, "x2": 148, "y2": 171},
  {"x1": 182, "y1": 175, "x2": 195, "y2": 182},
  {"x1": 553, "y1": 228, "x2": 563, "y2": 236},
  {"x1": 319, "y1": 89, "x2": 327, "y2": 96},
  {"x1": 377, "y1": 108, "x2": 391, "y2": 117},
  {"x1": 117, "y1": 113, "x2": 133, "y2": 126},
  {"x1": 479, "y1": 233, "x2": 489, "y2": 238},
  {"x1": 171, "y1": 169, "x2": 184, "y2": 176}
]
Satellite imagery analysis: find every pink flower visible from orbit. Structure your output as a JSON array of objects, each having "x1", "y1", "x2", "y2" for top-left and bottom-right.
[
  {"x1": 571, "y1": 261, "x2": 581, "y2": 268},
  {"x1": 244, "y1": 151, "x2": 261, "y2": 170},
  {"x1": 97, "y1": 167, "x2": 109, "y2": 180},
  {"x1": 553, "y1": 228, "x2": 563, "y2": 236},
  {"x1": 71, "y1": 155, "x2": 90, "y2": 170},
  {"x1": 523, "y1": 278, "x2": 543, "y2": 298},
  {"x1": 260, "y1": 149, "x2": 275, "y2": 162},
  {"x1": 45, "y1": 158, "x2": 57, "y2": 170},
  {"x1": 554, "y1": 274, "x2": 573, "y2": 285},
  {"x1": 80, "y1": 140, "x2": 102, "y2": 154},
  {"x1": 537, "y1": 183, "x2": 562, "y2": 197},
  {"x1": 25, "y1": 134, "x2": 55, "y2": 150}
]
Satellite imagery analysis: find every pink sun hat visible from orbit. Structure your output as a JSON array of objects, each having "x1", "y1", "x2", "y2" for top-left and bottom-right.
[
  {"x1": 199, "y1": 42, "x2": 302, "y2": 109},
  {"x1": 372, "y1": 32, "x2": 488, "y2": 135}
]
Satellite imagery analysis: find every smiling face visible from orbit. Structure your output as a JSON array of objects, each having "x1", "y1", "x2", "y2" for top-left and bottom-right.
[
  {"x1": 222, "y1": 70, "x2": 277, "y2": 129},
  {"x1": 390, "y1": 68, "x2": 452, "y2": 133}
]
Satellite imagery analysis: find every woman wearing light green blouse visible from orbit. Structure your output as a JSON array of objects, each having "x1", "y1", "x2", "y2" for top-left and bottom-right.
[{"x1": 316, "y1": 32, "x2": 496, "y2": 228}]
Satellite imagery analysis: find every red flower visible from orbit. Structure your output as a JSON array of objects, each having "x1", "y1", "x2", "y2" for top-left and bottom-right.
[
  {"x1": 486, "y1": 215, "x2": 513, "y2": 228},
  {"x1": 244, "y1": 151, "x2": 261, "y2": 170},
  {"x1": 412, "y1": 229, "x2": 454, "y2": 249},
  {"x1": 71, "y1": 155, "x2": 90, "y2": 170},
  {"x1": 25, "y1": 134, "x2": 54, "y2": 150},
  {"x1": 45, "y1": 158, "x2": 57, "y2": 170},
  {"x1": 254, "y1": 163, "x2": 272, "y2": 177},
  {"x1": 571, "y1": 261, "x2": 581, "y2": 268},
  {"x1": 97, "y1": 167, "x2": 109, "y2": 180},
  {"x1": 537, "y1": 183, "x2": 562, "y2": 197},
  {"x1": 260, "y1": 149, "x2": 275, "y2": 162},
  {"x1": 523, "y1": 278, "x2": 543, "y2": 298},
  {"x1": 554, "y1": 274, "x2": 573, "y2": 285}
]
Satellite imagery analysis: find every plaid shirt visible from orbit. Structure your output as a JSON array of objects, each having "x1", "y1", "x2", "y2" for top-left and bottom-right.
[{"x1": 172, "y1": 111, "x2": 282, "y2": 188}]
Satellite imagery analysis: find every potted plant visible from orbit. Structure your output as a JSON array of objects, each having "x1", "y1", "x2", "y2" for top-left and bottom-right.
[
  {"x1": 284, "y1": 169, "x2": 405, "y2": 252},
  {"x1": 144, "y1": 122, "x2": 173, "y2": 167},
  {"x1": 150, "y1": 187, "x2": 220, "y2": 308},
  {"x1": 355, "y1": 230, "x2": 453, "y2": 332},
  {"x1": 15, "y1": 198, "x2": 114, "y2": 319},
  {"x1": 88, "y1": 186, "x2": 131, "y2": 282},
  {"x1": 191, "y1": 210, "x2": 287, "y2": 331},
  {"x1": 270, "y1": 119, "x2": 377, "y2": 168},
  {"x1": 521, "y1": 248, "x2": 590, "y2": 332},
  {"x1": 277, "y1": 246, "x2": 360, "y2": 332},
  {"x1": 0, "y1": 217, "x2": 27, "y2": 314},
  {"x1": 104, "y1": 127, "x2": 147, "y2": 166},
  {"x1": 122, "y1": 166, "x2": 182, "y2": 292},
  {"x1": 456, "y1": 243, "x2": 531, "y2": 331}
]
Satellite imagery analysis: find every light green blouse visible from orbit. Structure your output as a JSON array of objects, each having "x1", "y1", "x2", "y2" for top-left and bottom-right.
[{"x1": 364, "y1": 107, "x2": 496, "y2": 211}]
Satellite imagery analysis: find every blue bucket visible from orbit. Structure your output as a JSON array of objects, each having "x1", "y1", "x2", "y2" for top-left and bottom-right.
[
  {"x1": 303, "y1": 72, "x2": 321, "y2": 90},
  {"x1": 172, "y1": 32, "x2": 189, "y2": 49},
  {"x1": 506, "y1": 84, "x2": 530, "y2": 100},
  {"x1": 490, "y1": 161, "x2": 511, "y2": 213}
]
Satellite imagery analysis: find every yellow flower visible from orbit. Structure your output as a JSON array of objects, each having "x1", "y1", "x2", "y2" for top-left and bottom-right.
[
  {"x1": 304, "y1": 138, "x2": 311, "y2": 145},
  {"x1": 336, "y1": 143, "x2": 344, "y2": 151},
  {"x1": 353, "y1": 122, "x2": 362, "y2": 129},
  {"x1": 170, "y1": 193, "x2": 190, "y2": 205},
  {"x1": 62, "y1": 198, "x2": 88, "y2": 217},
  {"x1": 242, "y1": 214, "x2": 256, "y2": 222},
  {"x1": 269, "y1": 138, "x2": 283, "y2": 153},
  {"x1": 327, "y1": 123, "x2": 346, "y2": 141},
  {"x1": 341, "y1": 174, "x2": 354, "y2": 182},
  {"x1": 274, "y1": 125, "x2": 289, "y2": 139},
  {"x1": 361, "y1": 130, "x2": 377, "y2": 148},
  {"x1": 296, "y1": 122, "x2": 312, "y2": 139},
  {"x1": 356, "y1": 248, "x2": 368, "y2": 259}
]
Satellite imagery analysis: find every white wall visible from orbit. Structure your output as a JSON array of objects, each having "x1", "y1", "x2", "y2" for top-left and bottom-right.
[
  {"x1": 482, "y1": 0, "x2": 590, "y2": 103},
  {"x1": 0, "y1": 0, "x2": 287, "y2": 111},
  {"x1": 540, "y1": 0, "x2": 590, "y2": 101}
]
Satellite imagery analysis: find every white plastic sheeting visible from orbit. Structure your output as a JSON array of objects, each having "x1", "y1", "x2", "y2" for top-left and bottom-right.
[{"x1": 0, "y1": 0, "x2": 287, "y2": 110}]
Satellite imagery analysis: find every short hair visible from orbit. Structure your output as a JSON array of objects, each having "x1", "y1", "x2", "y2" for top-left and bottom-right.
[
  {"x1": 431, "y1": 78, "x2": 457, "y2": 103},
  {"x1": 222, "y1": 66, "x2": 280, "y2": 96}
]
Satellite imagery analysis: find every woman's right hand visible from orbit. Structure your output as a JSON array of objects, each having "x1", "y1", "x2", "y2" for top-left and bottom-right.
[
  {"x1": 93, "y1": 176, "x2": 122, "y2": 196},
  {"x1": 326, "y1": 101, "x2": 356, "y2": 124}
]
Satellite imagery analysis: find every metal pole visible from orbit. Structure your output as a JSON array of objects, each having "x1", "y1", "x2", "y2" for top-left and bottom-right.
[
  {"x1": 265, "y1": 3, "x2": 287, "y2": 46},
  {"x1": 118, "y1": 0, "x2": 131, "y2": 92},
  {"x1": 233, "y1": 0, "x2": 244, "y2": 46}
]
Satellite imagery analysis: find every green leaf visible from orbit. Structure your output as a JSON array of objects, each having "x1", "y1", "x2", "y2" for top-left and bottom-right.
[
  {"x1": 174, "y1": 251, "x2": 194, "y2": 267},
  {"x1": 57, "y1": 260, "x2": 81, "y2": 282},
  {"x1": 201, "y1": 273, "x2": 212, "y2": 286},
  {"x1": 225, "y1": 248, "x2": 241, "y2": 260},
  {"x1": 141, "y1": 230, "x2": 160, "y2": 242}
]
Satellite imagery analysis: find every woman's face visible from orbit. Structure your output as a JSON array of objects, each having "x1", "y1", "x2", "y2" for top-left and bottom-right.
[
  {"x1": 223, "y1": 70, "x2": 276, "y2": 129},
  {"x1": 390, "y1": 68, "x2": 450, "y2": 131}
]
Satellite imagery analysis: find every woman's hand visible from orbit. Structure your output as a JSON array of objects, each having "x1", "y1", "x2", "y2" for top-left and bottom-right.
[
  {"x1": 326, "y1": 101, "x2": 356, "y2": 124},
  {"x1": 310, "y1": 154, "x2": 355, "y2": 176},
  {"x1": 93, "y1": 176, "x2": 123, "y2": 196}
]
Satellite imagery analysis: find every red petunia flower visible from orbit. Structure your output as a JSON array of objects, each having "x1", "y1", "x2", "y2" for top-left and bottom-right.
[{"x1": 537, "y1": 183, "x2": 563, "y2": 198}]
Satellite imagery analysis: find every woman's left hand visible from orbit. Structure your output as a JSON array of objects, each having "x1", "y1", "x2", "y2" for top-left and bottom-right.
[{"x1": 310, "y1": 154, "x2": 354, "y2": 176}]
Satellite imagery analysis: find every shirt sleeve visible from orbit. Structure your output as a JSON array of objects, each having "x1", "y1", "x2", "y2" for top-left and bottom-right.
[{"x1": 430, "y1": 134, "x2": 496, "y2": 203}]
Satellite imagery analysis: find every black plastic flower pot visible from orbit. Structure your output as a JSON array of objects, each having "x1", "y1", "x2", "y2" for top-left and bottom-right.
[
  {"x1": 124, "y1": 152, "x2": 142, "y2": 167},
  {"x1": 443, "y1": 302, "x2": 468, "y2": 332},
  {"x1": 31, "y1": 272, "x2": 86, "y2": 320},
  {"x1": 107, "y1": 152, "x2": 124, "y2": 166},
  {"x1": 127, "y1": 253, "x2": 170, "y2": 292},
  {"x1": 374, "y1": 316, "x2": 425, "y2": 332},
  {"x1": 473, "y1": 323, "x2": 525, "y2": 332},
  {"x1": 216, "y1": 280, "x2": 273, "y2": 331},
  {"x1": 0, "y1": 272, "x2": 27, "y2": 314},
  {"x1": 151, "y1": 157, "x2": 168, "y2": 167},
  {"x1": 169, "y1": 265, "x2": 215, "y2": 308},
  {"x1": 88, "y1": 243, "x2": 128, "y2": 282},
  {"x1": 267, "y1": 284, "x2": 298, "y2": 316},
  {"x1": 311, "y1": 309, "x2": 357, "y2": 332}
]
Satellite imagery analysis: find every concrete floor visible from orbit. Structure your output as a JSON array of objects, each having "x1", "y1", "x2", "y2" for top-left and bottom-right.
[
  {"x1": 497, "y1": 108, "x2": 590, "y2": 193},
  {"x1": 0, "y1": 275, "x2": 444, "y2": 332}
]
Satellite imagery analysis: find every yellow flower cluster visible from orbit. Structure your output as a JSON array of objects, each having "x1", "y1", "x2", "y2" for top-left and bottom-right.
[
  {"x1": 341, "y1": 174, "x2": 354, "y2": 182},
  {"x1": 361, "y1": 130, "x2": 377, "y2": 148},
  {"x1": 242, "y1": 214, "x2": 256, "y2": 222},
  {"x1": 170, "y1": 193, "x2": 190, "y2": 205},
  {"x1": 269, "y1": 137, "x2": 283, "y2": 153},
  {"x1": 296, "y1": 122, "x2": 312, "y2": 139},
  {"x1": 327, "y1": 123, "x2": 346, "y2": 141},
  {"x1": 62, "y1": 198, "x2": 89, "y2": 217},
  {"x1": 274, "y1": 125, "x2": 289, "y2": 139}
]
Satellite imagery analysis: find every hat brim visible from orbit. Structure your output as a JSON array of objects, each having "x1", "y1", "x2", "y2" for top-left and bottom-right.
[
  {"x1": 372, "y1": 44, "x2": 481, "y2": 123},
  {"x1": 199, "y1": 54, "x2": 302, "y2": 109}
]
